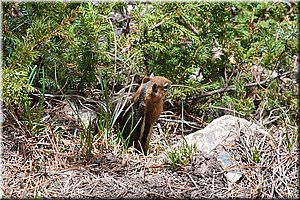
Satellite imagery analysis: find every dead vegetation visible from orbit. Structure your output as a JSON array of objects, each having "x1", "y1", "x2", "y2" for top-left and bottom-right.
[{"x1": 1, "y1": 95, "x2": 298, "y2": 199}]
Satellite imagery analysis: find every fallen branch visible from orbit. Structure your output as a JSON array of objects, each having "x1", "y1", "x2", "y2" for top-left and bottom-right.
[{"x1": 185, "y1": 70, "x2": 294, "y2": 101}]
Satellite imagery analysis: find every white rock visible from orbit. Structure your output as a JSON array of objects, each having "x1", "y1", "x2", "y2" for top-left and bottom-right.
[
  {"x1": 183, "y1": 115, "x2": 267, "y2": 156},
  {"x1": 63, "y1": 100, "x2": 97, "y2": 128},
  {"x1": 226, "y1": 170, "x2": 243, "y2": 183},
  {"x1": 180, "y1": 115, "x2": 269, "y2": 184}
]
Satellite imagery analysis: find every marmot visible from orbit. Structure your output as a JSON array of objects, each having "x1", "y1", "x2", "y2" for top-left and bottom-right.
[{"x1": 119, "y1": 75, "x2": 171, "y2": 155}]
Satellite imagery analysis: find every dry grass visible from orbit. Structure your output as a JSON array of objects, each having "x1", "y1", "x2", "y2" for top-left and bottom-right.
[
  {"x1": 1, "y1": 95, "x2": 298, "y2": 199},
  {"x1": 224, "y1": 123, "x2": 298, "y2": 198}
]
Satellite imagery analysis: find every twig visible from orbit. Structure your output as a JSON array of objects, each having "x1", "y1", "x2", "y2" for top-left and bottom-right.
[
  {"x1": 158, "y1": 117, "x2": 199, "y2": 126},
  {"x1": 7, "y1": 108, "x2": 30, "y2": 137},
  {"x1": 186, "y1": 70, "x2": 294, "y2": 101},
  {"x1": 186, "y1": 173, "x2": 198, "y2": 187},
  {"x1": 186, "y1": 85, "x2": 235, "y2": 100},
  {"x1": 257, "y1": 2, "x2": 276, "y2": 23},
  {"x1": 210, "y1": 105, "x2": 245, "y2": 117},
  {"x1": 149, "y1": 17, "x2": 171, "y2": 30}
]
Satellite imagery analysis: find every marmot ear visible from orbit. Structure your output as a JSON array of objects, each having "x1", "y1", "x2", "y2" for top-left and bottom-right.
[{"x1": 142, "y1": 76, "x2": 151, "y2": 83}]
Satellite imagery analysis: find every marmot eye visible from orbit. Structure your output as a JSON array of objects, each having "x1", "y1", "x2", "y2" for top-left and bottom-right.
[
  {"x1": 163, "y1": 83, "x2": 170, "y2": 91},
  {"x1": 152, "y1": 84, "x2": 158, "y2": 93}
]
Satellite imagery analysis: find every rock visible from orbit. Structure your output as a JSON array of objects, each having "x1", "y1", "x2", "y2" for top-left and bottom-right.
[
  {"x1": 217, "y1": 151, "x2": 242, "y2": 183},
  {"x1": 226, "y1": 170, "x2": 243, "y2": 184},
  {"x1": 0, "y1": 188, "x2": 4, "y2": 199},
  {"x1": 63, "y1": 100, "x2": 97, "y2": 128},
  {"x1": 179, "y1": 115, "x2": 269, "y2": 184},
  {"x1": 182, "y1": 115, "x2": 267, "y2": 156},
  {"x1": 198, "y1": 163, "x2": 209, "y2": 177}
]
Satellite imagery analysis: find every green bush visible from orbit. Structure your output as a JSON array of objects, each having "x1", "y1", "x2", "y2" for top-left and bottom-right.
[{"x1": 3, "y1": 1, "x2": 297, "y2": 123}]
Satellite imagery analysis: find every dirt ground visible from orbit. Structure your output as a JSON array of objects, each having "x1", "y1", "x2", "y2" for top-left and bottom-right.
[
  {"x1": 2, "y1": 117, "x2": 226, "y2": 198},
  {"x1": 1, "y1": 98, "x2": 299, "y2": 199},
  {"x1": 2, "y1": 136, "x2": 224, "y2": 198}
]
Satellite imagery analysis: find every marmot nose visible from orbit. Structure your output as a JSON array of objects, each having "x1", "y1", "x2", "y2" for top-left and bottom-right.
[{"x1": 157, "y1": 92, "x2": 163, "y2": 99}]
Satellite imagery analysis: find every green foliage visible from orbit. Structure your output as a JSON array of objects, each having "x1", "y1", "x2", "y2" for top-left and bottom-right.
[
  {"x1": 2, "y1": 68, "x2": 36, "y2": 105},
  {"x1": 4, "y1": 2, "x2": 297, "y2": 103},
  {"x1": 165, "y1": 142, "x2": 195, "y2": 169},
  {"x1": 165, "y1": 99, "x2": 195, "y2": 168},
  {"x1": 251, "y1": 147, "x2": 261, "y2": 163},
  {"x1": 3, "y1": 2, "x2": 297, "y2": 158},
  {"x1": 79, "y1": 119, "x2": 95, "y2": 161}
]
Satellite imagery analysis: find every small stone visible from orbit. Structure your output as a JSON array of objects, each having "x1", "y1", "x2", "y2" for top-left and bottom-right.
[
  {"x1": 217, "y1": 151, "x2": 233, "y2": 169},
  {"x1": 198, "y1": 163, "x2": 209, "y2": 176},
  {"x1": 95, "y1": 157, "x2": 104, "y2": 164},
  {"x1": 106, "y1": 153, "x2": 116, "y2": 162},
  {"x1": 217, "y1": 151, "x2": 242, "y2": 183},
  {"x1": 226, "y1": 170, "x2": 242, "y2": 183}
]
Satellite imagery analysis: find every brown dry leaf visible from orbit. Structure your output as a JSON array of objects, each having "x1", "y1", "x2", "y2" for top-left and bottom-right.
[
  {"x1": 229, "y1": 55, "x2": 237, "y2": 64},
  {"x1": 62, "y1": 139, "x2": 73, "y2": 146},
  {"x1": 212, "y1": 47, "x2": 224, "y2": 61}
]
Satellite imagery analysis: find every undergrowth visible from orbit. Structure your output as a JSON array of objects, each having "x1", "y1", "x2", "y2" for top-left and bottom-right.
[{"x1": 2, "y1": 3, "x2": 298, "y2": 197}]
